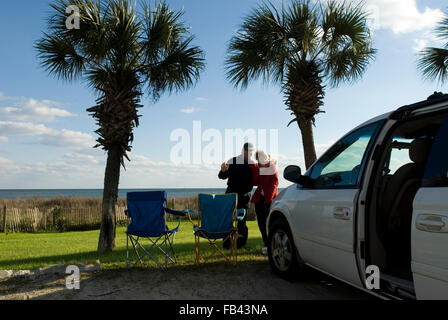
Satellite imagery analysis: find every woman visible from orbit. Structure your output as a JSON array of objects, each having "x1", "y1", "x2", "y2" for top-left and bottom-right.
[{"x1": 251, "y1": 151, "x2": 279, "y2": 255}]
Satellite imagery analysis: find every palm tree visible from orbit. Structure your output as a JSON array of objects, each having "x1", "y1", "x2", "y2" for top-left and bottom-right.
[
  {"x1": 225, "y1": 0, "x2": 375, "y2": 169},
  {"x1": 36, "y1": 0, "x2": 205, "y2": 253},
  {"x1": 418, "y1": 9, "x2": 448, "y2": 83}
]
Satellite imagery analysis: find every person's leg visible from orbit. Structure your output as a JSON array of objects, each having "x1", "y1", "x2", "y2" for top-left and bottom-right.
[
  {"x1": 237, "y1": 193, "x2": 250, "y2": 249},
  {"x1": 237, "y1": 216, "x2": 248, "y2": 249},
  {"x1": 255, "y1": 195, "x2": 268, "y2": 247}
]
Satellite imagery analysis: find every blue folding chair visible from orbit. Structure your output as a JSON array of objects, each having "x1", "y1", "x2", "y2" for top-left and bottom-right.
[
  {"x1": 186, "y1": 193, "x2": 246, "y2": 266},
  {"x1": 125, "y1": 191, "x2": 186, "y2": 270}
]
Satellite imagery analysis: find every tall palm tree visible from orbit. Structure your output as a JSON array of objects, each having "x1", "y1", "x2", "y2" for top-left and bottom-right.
[
  {"x1": 36, "y1": 0, "x2": 205, "y2": 253},
  {"x1": 225, "y1": 0, "x2": 375, "y2": 169},
  {"x1": 418, "y1": 9, "x2": 448, "y2": 83}
]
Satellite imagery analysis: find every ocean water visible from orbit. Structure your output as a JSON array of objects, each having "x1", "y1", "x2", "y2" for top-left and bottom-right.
[{"x1": 0, "y1": 188, "x2": 228, "y2": 200}]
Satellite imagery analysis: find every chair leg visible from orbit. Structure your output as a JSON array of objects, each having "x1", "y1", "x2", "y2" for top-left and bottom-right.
[
  {"x1": 172, "y1": 233, "x2": 178, "y2": 263},
  {"x1": 230, "y1": 233, "x2": 234, "y2": 266},
  {"x1": 166, "y1": 232, "x2": 177, "y2": 264},
  {"x1": 128, "y1": 236, "x2": 144, "y2": 268},
  {"x1": 195, "y1": 235, "x2": 200, "y2": 266},
  {"x1": 233, "y1": 232, "x2": 238, "y2": 266},
  {"x1": 126, "y1": 234, "x2": 130, "y2": 268},
  {"x1": 166, "y1": 235, "x2": 169, "y2": 268}
]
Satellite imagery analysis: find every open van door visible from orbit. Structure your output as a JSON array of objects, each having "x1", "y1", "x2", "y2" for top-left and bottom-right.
[{"x1": 412, "y1": 114, "x2": 448, "y2": 299}]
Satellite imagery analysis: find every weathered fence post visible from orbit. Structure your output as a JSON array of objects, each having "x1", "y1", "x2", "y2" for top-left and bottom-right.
[
  {"x1": 43, "y1": 209, "x2": 47, "y2": 231},
  {"x1": 2, "y1": 205, "x2": 6, "y2": 234}
]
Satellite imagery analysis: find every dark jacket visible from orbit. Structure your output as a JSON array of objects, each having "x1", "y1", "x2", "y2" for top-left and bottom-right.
[{"x1": 218, "y1": 157, "x2": 257, "y2": 195}]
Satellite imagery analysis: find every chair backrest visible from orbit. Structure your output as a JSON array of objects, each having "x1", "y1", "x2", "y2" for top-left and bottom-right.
[
  {"x1": 198, "y1": 193, "x2": 237, "y2": 233},
  {"x1": 126, "y1": 191, "x2": 167, "y2": 236}
]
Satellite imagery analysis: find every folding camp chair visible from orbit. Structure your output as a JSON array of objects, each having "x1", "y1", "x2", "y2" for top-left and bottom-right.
[
  {"x1": 125, "y1": 191, "x2": 186, "y2": 270},
  {"x1": 186, "y1": 193, "x2": 246, "y2": 266}
]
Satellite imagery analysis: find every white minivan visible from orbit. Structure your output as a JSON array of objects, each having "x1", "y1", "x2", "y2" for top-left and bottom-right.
[{"x1": 267, "y1": 92, "x2": 448, "y2": 300}]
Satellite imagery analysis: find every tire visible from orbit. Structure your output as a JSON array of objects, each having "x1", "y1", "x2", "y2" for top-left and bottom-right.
[{"x1": 267, "y1": 217, "x2": 305, "y2": 281}]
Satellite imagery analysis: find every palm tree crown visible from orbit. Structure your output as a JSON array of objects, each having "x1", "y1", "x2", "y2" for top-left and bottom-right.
[
  {"x1": 225, "y1": 0, "x2": 375, "y2": 168},
  {"x1": 36, "y1": 0, "x2": 205, "y2": 165}
]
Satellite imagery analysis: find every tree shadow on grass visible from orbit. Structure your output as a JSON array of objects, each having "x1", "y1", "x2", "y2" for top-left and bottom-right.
[{"x1": 0, "y1": 237, "x2": 265, "y2": 270}]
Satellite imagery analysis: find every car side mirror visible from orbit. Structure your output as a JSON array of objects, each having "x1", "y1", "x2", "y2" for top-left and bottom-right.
[{"x1": 284, "y1": 165, "x2": 302, "y2": 184}]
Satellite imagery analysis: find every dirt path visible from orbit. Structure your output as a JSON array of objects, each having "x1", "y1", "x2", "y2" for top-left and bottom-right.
[{"x1": 0, "y1": 261, "x2": 373, "y2": 300}]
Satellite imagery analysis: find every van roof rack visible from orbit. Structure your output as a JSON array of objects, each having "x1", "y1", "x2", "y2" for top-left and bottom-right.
[{"x1": 390, "y1": 92, "x2": 448, "y2": 120}]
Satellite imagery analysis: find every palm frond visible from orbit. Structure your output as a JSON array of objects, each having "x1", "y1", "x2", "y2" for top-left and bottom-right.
[
  {"x1": 225, "y1": 2, "x2": 290, "y2": 89},
  {"x1": 417, "y1": 9, "x2": 448, "y2": 83},
  {"x1": 35, "y1": 32, "x2": 86, "y2": 80},
  {"x1": 144, "y1": 36, "x2": 205, "y2": 100},
  {"x1": 418, "y1": 47, "x2": 448, "y2": 83},
  {"x1": 104, "y1": 0, "x2": 142, "y2": 70},
  {"x1": 47, "y1": 0, "x2": 109, "y2": 62},
  {"x1": 435, "y1": 11, "x2": 448, "y2": 45},
  {"x1": 285, "y1": 0, "x2": 320, "y2": 60},
  {"x1": 139, "y1": 1, "x2": 205, "y2": 100},
  {"x1": 321, "y1": 0, "x2": 375, "y2": 86},
  {"x1": 140, "y1": 1, "x2": 188, "y2": 63}
]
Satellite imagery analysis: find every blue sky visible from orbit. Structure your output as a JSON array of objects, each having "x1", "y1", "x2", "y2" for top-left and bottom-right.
[{"x1": 0, "y1": 0, "x2": 447, "y2": 189}]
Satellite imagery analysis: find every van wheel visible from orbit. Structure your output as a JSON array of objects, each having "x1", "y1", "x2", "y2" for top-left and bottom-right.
[{"x1": 268, "y1": 218, "x2": 305, "y2": 281}]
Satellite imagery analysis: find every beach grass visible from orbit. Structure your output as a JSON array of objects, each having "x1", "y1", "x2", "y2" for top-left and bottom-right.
[{"x1": 0, "y1": 221, "x2": 265, "y2": 270}]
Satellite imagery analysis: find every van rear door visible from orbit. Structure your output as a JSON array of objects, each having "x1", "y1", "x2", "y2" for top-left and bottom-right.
[{"x1": 412, "y1": 114, "x2": 448, "y2": 299}]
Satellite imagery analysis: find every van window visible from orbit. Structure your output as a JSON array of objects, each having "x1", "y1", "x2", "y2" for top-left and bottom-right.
[
  {"x1": 386, "y1": 138, "x2": 413, "y2": 175},
  {"x1": 309, "y1": 122, "x2": 380, "y2": 188},
  {"x1": 423, "y1": 115, "x2": 448, "y2": 187}
]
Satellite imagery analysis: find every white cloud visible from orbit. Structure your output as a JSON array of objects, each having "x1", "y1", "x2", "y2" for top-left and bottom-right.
[
  {"x1": 0, "y1": 136, "x2": 8, "y2": 142},
  {"x1": 0, "y1": 157, "x2": 14, "y2": 166},
  {"x1": 365, "y1": 0, "x2": 444, "y2": 35},
  {"x1": 0, "y1": 152, "x2": 226, "y2": 189},
  {"x1": 0, "y1": 154, "x2": 105, "y2": 188},
  {"x1": 0, "y1": 92, "x2": 24, "y2": 102},
  {"x1": 0, "y1": 92, "x2": 10, "y2": 101},
  {"x1": 413, "y1": 38, "x2": 428, "y2": 52},
  {"x1": 39, "y1": 129, "x2": 95, "y2": 150},
  {"x1": 63, "y1": 153, "x2": 101, "y2": 164},
  {"x1": 0, "y1": 121, "x2": 54, "y2": 136},
  {"x1": 0, "y1": 97, "x2": 76, "y2": 122},
  {"x1": 0, "y1": 157, "x2": 21, "y2": 177},
  {"x1": 195, "y1": 97, "x2": 208, "y2": 102},
  {"x1": 180, "y1": 107, "x2": 200, "y2": 114},
  {"x1": 0, "y1": 121, "x2": 95, "y2": 150}
]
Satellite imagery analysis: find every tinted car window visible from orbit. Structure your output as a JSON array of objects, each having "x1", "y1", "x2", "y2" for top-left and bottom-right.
[
  {"x1": 423, "y1": 115, "x2": 448, "y2": 187},
  {"x1": 309, "y1": 122, "x2": 380, "y2": 188}
]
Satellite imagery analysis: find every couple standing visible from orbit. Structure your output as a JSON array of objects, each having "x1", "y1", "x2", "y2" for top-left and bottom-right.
[{"x1": 218, "y1": 142, "x2": 279, "y2": 252}]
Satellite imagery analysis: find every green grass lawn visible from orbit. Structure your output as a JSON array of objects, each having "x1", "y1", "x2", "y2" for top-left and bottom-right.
[{"x1": 0, "y1": 221, "x2": 265, "y2": 270}]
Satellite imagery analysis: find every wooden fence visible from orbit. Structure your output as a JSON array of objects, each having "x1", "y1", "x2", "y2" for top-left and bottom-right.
[
  {"x1": 0, "y1": 198, "x2": 255, "y2": 233},
  {"x1": 0, "y1": 206, "x2": 128, "y2": 233}
]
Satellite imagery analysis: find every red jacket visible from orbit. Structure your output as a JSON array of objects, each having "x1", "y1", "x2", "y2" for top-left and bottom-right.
[{"x1": 251, "y1": 163, "x2": 279, "y2": 204}]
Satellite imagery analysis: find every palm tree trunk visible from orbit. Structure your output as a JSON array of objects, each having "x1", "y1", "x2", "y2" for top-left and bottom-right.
[
  {"x1": 297, "y1": 118, "x2": 317, "y2": 169},
  {"x1": 284, "y1": 62, "x2": 324, "y2": 171},
  {"x1": 97, "y1": 144, "x2": 121, "y2": 254}
]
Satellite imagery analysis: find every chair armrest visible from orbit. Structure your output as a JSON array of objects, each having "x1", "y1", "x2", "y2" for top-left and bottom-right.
[
  {"x1": 165, "y1": 207, "x2": 186, "y2": 217},
  {"x1": 184, "y1": 209, "x2": 199, "y2": 215},
  {"x1": 237, "y1": 209, "x2": 246, "y2": 221},
  {"x1": 184, "y1": 209, "x2": 199, "y2": 226}
]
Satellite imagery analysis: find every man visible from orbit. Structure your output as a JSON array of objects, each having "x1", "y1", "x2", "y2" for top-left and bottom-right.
[{"x1": 218, "y1": 142, "x2": 257, "y2": 249}]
